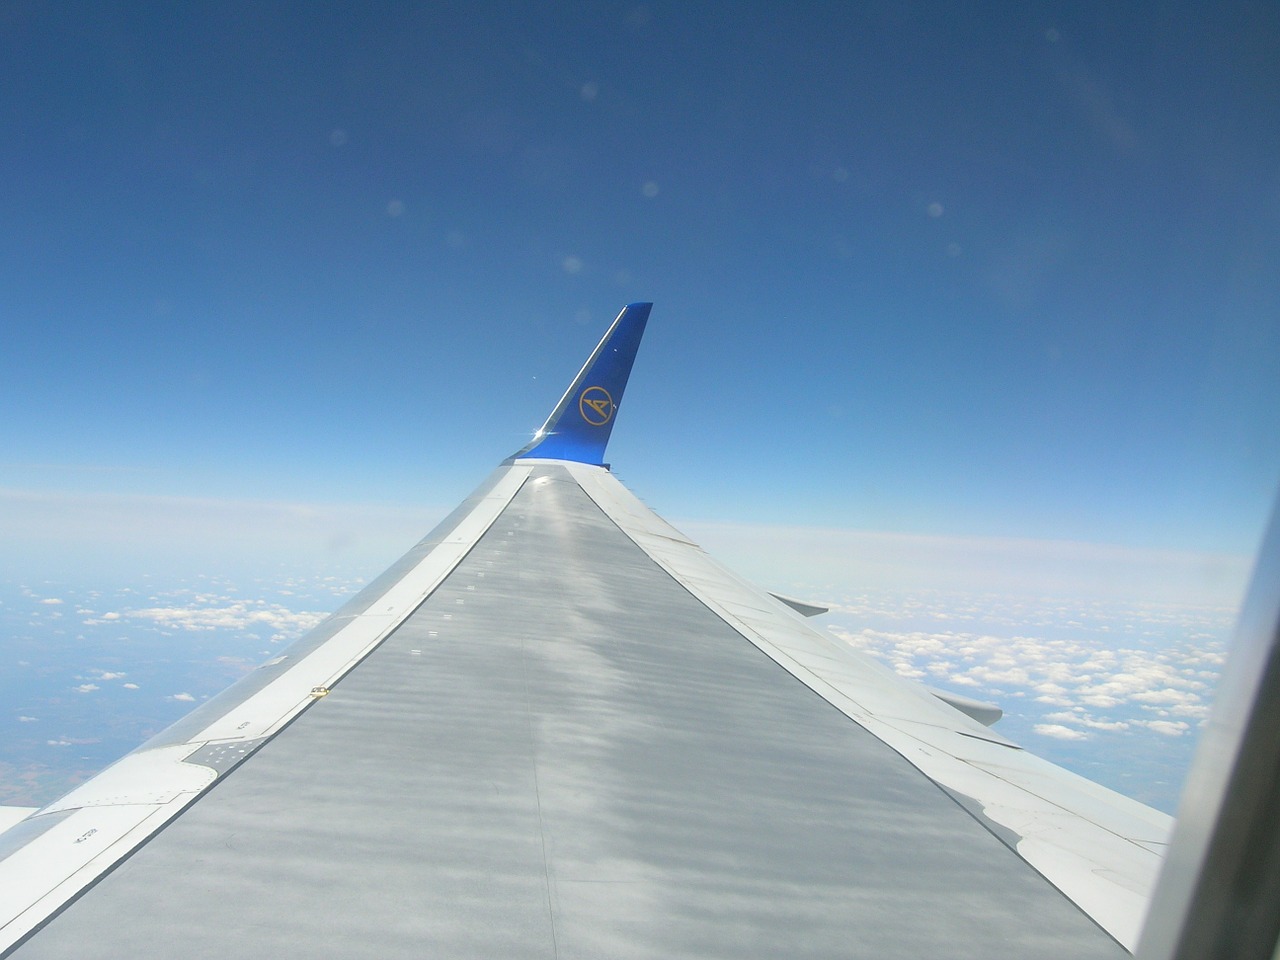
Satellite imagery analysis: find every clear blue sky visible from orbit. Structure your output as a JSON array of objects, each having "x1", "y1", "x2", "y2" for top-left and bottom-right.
[{"x1": 2, "y1": 1, "x2": 1277, "y2": 556}]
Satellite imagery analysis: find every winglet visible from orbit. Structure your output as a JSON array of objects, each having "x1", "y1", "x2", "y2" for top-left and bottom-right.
[{"x1": 511, "y1": 302, "x2": 652, "y2": 465}]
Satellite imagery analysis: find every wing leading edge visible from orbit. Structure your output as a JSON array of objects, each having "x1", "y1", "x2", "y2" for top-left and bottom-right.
[{"x1": 0, "y1": 304, "x2": 1178, "y2": 958}]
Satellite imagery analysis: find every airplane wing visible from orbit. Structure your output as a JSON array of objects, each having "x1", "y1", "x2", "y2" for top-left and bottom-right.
[{"x1": 1, "y1": 303, "x2": 1176, "y2": 957}]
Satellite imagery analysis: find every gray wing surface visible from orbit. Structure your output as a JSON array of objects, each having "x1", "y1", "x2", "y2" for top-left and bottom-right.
[
  {"x1": 0, "y1": 463, "x2": 1157, "y2": 958},
  {"x1": 0, "y1": 306, "x2": 1171, "y2": 957}
]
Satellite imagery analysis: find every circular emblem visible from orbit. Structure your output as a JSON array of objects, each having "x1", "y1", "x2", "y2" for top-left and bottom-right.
[{"x1": 579, "y1": 385, "x2": 615, "y2": 426}]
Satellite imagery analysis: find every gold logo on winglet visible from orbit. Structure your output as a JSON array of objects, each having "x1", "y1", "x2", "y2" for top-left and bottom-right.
[{"x1": 579, "y1": 386, "x2": 615, "y2": 426}]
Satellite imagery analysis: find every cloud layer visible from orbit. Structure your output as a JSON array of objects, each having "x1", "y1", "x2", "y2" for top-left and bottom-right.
[{"x1": 818, "y1": 588, "x2": 1231, "y2": 811}]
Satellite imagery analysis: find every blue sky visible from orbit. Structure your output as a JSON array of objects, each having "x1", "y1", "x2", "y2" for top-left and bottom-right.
[
  {"x1": 1, "y1": 4, "x2": 1277, "y2": 809},
  {"x1": 3, "y1": 1, "x2": 1276, "y2": 555}
]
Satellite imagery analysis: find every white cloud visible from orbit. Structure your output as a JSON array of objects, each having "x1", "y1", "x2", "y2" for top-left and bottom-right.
[
  {"x1": 1034, "y1": 723, "x2": 1089, "y2": 741},
  {"x1": 168, "y1": 692, "x2": 195, "y2": 702},
  {"x1": 1043, "y1": 711, "x2": 1131, "y2": 732},
  {"x1": 18, "y1": 716, "x2": 37, "y2": 723},
  {"x1": 1034, "y1": 693, "x2": 1075, "y2": 706},
  {"x1": 1080, "y1": 693, "x2": 1123, "y2": 709},
  {"x1": 1132, "y1": 688, "x2": 1201, "y2": 707},
  {"x1": 94, "y1": 671, "x2": 126, "y2": 681},
  {"x1": 73, "y1": 683, "x2": 99, "y2": 694},
  {"x1": 821, "y1": 589, "x2": 1229, "y2": 789},
  {"x1": 122, "y1": 682, "x2": 139, "y2": 690},
  {"x1": 1136, "y1": 720, "x2": 1190, "y2": 737},
  {"x1": 39, "y1": 598, "x2": 63, "y2": 605},
  {"x1": 965, "y1": 665, "x2": 1031, "y2": 687},
  {"x1": 118, "y1": 601, "x2": 326, "y2": 636}
]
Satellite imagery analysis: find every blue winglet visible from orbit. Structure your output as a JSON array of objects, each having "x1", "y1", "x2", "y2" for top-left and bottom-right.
[{"x1": 511, "y1": 302, "x2": 652, "y2": 465}]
